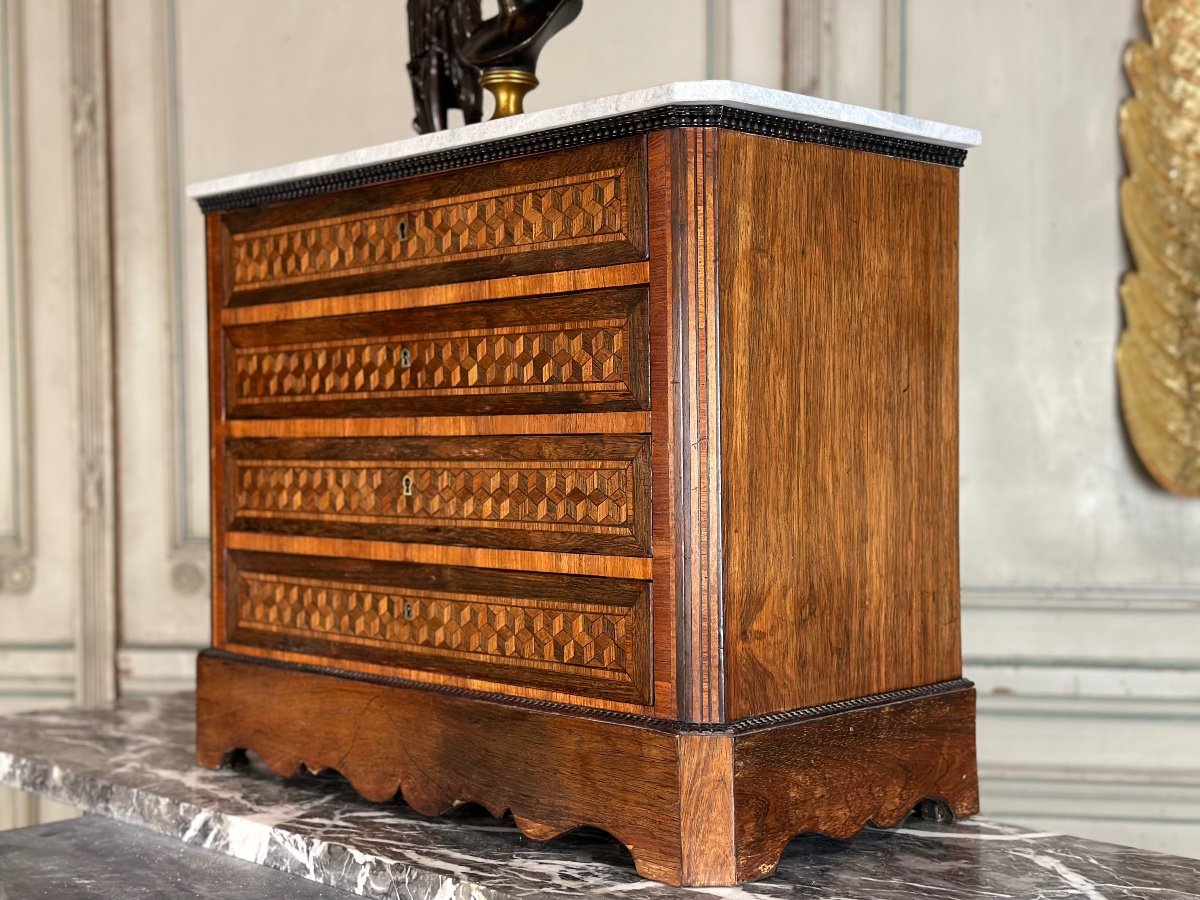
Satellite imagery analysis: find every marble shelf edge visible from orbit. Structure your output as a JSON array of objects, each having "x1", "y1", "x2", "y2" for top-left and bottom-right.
[
  {"x1": 186, "y1": 80, "x2": 982, "y2": 205},
  {"x1": 0, "y1": 695, "x2": 1198, "y2": 900},
  {"x1": 0, "y1": 746, "x2": 432, "y2": 899}
]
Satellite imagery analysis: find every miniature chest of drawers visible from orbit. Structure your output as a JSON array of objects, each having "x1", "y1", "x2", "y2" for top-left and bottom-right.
[{"x1": 193, "y1": 83, "x2": 982, "y2": 886}]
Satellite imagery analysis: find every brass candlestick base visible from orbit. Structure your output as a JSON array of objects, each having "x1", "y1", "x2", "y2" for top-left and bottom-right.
[{"x1": 479, "y1": 68, "x2": 539, "y2": 119}]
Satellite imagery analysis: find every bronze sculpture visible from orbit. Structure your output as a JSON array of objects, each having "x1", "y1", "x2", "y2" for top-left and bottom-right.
[
  {"x1": 407, "y1": 0, "x2": 584, "y2": 128},
  {"x1": 461, "y1": 0, "x2": 584, "y2": 119},
  {"x1": 406, "y1": 0, "x2": 483, "y2": 134}
]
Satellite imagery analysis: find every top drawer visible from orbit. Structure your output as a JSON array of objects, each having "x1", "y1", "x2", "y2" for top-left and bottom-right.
[{"x1": 217, "y1": 138, "x2": 648, "y2": 308}]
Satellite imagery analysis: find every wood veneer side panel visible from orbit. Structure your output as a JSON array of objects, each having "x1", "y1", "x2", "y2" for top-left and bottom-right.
[
  {"x1": 718, "y1": 133, "x2": 962, "y2": 718},
  {"x1": 665, "y1": 128, "x2": 724, "y2": 724},
  {"x1": 195, "y1": 652, "x2": 687, "y2": 883}
]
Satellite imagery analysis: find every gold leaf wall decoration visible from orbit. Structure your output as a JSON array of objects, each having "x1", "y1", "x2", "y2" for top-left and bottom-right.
[{"x1": 1118, "y1": 0, "x2": 1200, "y2": 495}]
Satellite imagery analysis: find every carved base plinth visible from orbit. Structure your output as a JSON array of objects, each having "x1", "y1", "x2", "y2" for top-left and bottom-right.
[{"x1": 196, "y1": 650, "x2": 978, "y2": 886}]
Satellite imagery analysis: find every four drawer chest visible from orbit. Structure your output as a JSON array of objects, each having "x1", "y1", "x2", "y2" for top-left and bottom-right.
[{"x1": 191, "y1": 82, "x2": 982, "y2": 886}]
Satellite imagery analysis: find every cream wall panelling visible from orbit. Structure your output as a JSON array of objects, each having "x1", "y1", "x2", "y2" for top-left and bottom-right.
[
  {"x1": 0, "y1": 0, "x2": 31, "y2": 595},
  {"x1": 70, "y1": 0, "x2": 117, "y2": 709},
  {"x1": 0, "y1": 0, "x2": 105, "y2": 831},
  {"x1": 902, "y1": 0, "x2": 1199, "y2": 859},
  {"x1": 0, "y1": 0, "x2": 86, "y2": 662},
  {"x1": 111, "y1": 0, "x2": 211, "y2": 652},
  {"x1": 781, "y1": 0, "x2": 905, "y2": 111}
]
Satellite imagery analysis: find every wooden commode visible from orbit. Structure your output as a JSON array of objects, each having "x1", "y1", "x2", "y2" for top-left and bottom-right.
[{"x1": 191, "y1": 82, "x2": 982, "y2": 886}]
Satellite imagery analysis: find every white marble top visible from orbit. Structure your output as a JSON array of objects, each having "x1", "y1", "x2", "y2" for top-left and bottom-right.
[{"x1": 187, "y1": 80, "x2": 981, "y2": 200}]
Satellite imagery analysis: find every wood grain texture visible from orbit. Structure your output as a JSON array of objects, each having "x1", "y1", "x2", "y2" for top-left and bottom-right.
[
  {"x1": 224, "y1": 288, "x2": 650, "y2": 419},
  {"x1": 732, "y1": 685, "x2": 978, "y2": 881},
  {"x1": 220, "y1": 138, "x2": 648, "y2": 307},
  {"x1": 677, "y1": 732, "x2": 735, "y2": 885},
  {"x1": 717, "y1": 132, "x2": 962, "y2": 718},
  {"x1": 225, "y1": 434, "x2": 651, "y2": 557},
  {"x1": 226, "y1": 551, "x2": 651, "y2": 703}
]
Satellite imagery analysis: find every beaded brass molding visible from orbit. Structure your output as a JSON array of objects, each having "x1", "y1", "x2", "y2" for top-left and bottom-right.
[{"x1": 229, "y1": 169, "x2": 628, "y2": 294}]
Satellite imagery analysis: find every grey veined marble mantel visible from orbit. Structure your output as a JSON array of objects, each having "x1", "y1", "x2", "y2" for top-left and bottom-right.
[{"x1": 0, "y1": 694, "x2": 1197, "y2": 899}]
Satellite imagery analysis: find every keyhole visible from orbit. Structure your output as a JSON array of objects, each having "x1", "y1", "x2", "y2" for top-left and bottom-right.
[
  {"x1": 397, "y1": 219, "x2": 408, "y2": 240},
  {"x1": 403, "y1": 602, "x2": 415, "y2": 620},
  {"x1": 402, "y1": 475, "x2": 414, "y2": 497},
  {"x1": 400, "y1": 347, "x2": 411, "y2": 368}
]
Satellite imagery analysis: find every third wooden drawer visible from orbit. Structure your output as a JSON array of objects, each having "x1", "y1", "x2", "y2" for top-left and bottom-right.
[{"x1": 224, "y1": 434, "x2": 652, "y2": 557}]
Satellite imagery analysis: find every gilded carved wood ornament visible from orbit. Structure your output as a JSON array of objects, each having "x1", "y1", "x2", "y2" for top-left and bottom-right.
[{"x1": 1118, "y1": 0, "x2": 1200, "y2": 494}]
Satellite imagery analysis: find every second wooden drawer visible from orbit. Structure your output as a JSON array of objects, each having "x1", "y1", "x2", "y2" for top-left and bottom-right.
[{"x1": 223, "y1": 287, "x2": 649, "y2": 418}]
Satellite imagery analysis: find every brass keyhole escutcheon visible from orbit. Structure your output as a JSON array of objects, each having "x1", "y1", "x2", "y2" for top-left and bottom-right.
[
  {"x1": 403, "y1": 602, "x2": 415, "y2": 620},
  {"x1": 397, "y1": 219, "x2": 408, "y2": 241},
  {"x1": 400, "y1": 347, "x2": 411, "y2": 368},
  {"x1": 402, "y1": 475, "x2": 414, "y2": 497}
]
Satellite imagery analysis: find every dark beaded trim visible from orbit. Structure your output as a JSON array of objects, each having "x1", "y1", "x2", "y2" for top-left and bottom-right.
[
  {"x1": 197, "y1": 104, "x2": 968, "y2": 213},
  {"x1": 203, "y1": 649, "x2": 972, "y2": 735}
]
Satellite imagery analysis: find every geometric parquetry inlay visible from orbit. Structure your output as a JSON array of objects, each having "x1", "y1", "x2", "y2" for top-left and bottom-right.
[
  {"x1": 233, "y1": 459, "x2": 634, "y2": 532},
  {"x1": 231, "y1": 319, "x2": 632, "y2": 405},
  {"x1": 229, "y1": 171, "x2": 627, "y2": 291},
  {"x1": 235, "y1": 571, "x2": 633, "y2": 676}
]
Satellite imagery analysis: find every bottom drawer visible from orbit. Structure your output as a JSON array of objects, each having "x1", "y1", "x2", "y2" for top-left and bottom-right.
[{"x1": 224, "y1": 551, "x2": 651, "y2": 704}]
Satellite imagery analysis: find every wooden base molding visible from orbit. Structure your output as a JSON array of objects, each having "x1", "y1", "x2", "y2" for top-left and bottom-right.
[{"x1": 196, "y1": 651, "x2": 979, "y2": 886}]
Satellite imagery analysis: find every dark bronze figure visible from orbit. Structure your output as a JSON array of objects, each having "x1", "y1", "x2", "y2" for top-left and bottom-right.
[
  {"x1": 407, "y1": 0, "x2": 483, "y2": 134},
  {"x1": 461, "y1": 0, "x2": 584, "y2": 118}
]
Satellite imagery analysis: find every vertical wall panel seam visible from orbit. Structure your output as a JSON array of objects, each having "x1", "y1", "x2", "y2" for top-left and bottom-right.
[
  {"x1": 69, "y1": 0, "x2": 117, "y2": 706},
  {"x1": 0, "y1": 0, "x2": 34, "y2": 594}
]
